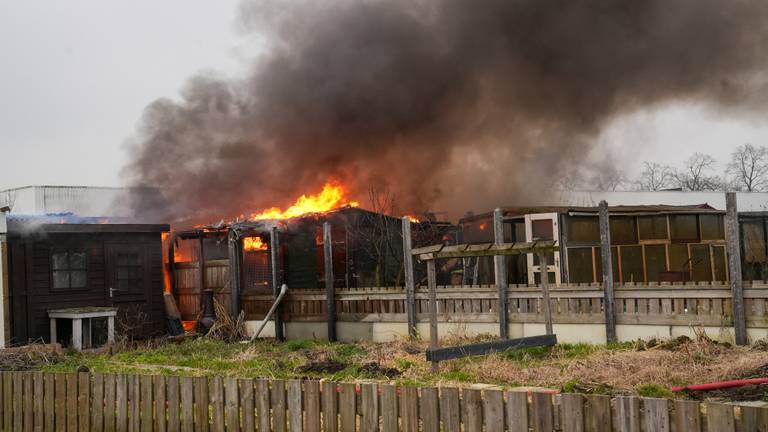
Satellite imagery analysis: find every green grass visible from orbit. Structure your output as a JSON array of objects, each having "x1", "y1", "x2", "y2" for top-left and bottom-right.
[{"x1": 636, "y1": 383, "x2": 674, "y2": 399}]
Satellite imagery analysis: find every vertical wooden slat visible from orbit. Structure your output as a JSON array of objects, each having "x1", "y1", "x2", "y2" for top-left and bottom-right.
[
  {"x1": 419, "y1": 387, "x2": 439, "y2": 432},
  {"x1": 180, "y1": 377, "x2": 194, "y2": 432},
  {"x1": 166, "y1": 376, "x2": 180, "y2": 432},
  {"x1": 77, "y1": 373, "x2": 89, "y2": 432},
  {"x1": 224, "y1": 377, "x2": 240, "y2": 432},
  {"x1": 506, "y1": 391, "x2": 528, "y2": 432},
  {"x1": 615, "y1": 396, "x2": 640, "y2": 432},
  {"x1": 255, "y1": 380, "x2": 270, "y2": 432},
  {"x1": 128, "y1": 375, "x2": 140, "y2": 432},
  {"x1": 0, "y1": 372, "x2": 4, "y2": 430},
  {"x1": 271, "y1": 380, "x2": 287, "y2": 432},
  {"x1": 240, "y1": 379, "x2": 255, "y2": 432},
  {"x1": 561, "y1": 394, "x2": 584, "y2": 432},
  {"x1": 33, "y1": 372, "x2": 44, "y2": 432},
  {"x1": 642, "y1": 398, "x2": 669, "y2": 432},
  {"x1": 531, "y1": 392, "x2": 553, "y2": 432},
  {"x1": 359, "y1": 383, "x2": 378, "y2": 432},
  {"x1": 305, "y1": 381, "x2": 321, "y2": 432},
  {"x1": 116, "y1": 375, "x2": 128, "y2": 432},
  {"x1": 482, "y1": 389, "x2": 504, "y2": 432},
  {"x1": 66, "y1": 373, "x2": 79, "y2": 432},
  {"x1": 379, "y1": 385, "x2": 397, "y2": 432},
  {"x1": 91, "y1": 374, "x2": 104, "y2": 432},
  {"x1": 44, "y1": 373, "x2": 55, "y2": 432},
  {"x1": 338, "y1": 383, "x2": 355, "y2": 432},
  {"x1": 440, "y1": 387, "x2": 460, "y2": 432},
  {"x1": 3, "y1": 372, "x2": 11, "y2": 432},
  {"x1": 154, "y1": 375, "x2": 167, "y2": 432},
  {"x1": 23, "y1": 372, "x2": 33, "y2": 432},
  {"x1": 462, "y1": 388, "x2": 482, "y2": 432},
  {"x1": 705, "y1": 403, "x2": 734, "y2": 432},
  {"x1": 55, "y1": 374, "x2": 66, "y2": 432},
  {"x1": 194, "y1": 376, "x2": 210, "y2": 432},
  {"x1": 400, "y1": 386, "x2": 419, "y2": 432},
  {"x1": 13, "y1": 372, "x2": 23, "y2": 432},
  {"x1": 139, "y1": 375, "x2": 152, "y2": 432},
  {"x1": 584, "y1": 395, "x2": 611, "y2": 432},
  {"x1": 287, "y1": 380, "x2": 303, "y2": 432},
  {"x1": 210, "y1": 377, "x2": 225, "y2": 432},
  {"x1": 737, "y1": 405, "x2": 768, "y2": 432}
]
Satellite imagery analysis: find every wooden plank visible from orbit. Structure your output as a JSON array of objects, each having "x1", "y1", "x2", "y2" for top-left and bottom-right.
[
  {"x1": 599, "y1": 200, "x2": 617, "y2": 343},
  {"x1": 104, "y1": 374, "x2": 117, "y2": 432},
  {"x1": 140, "y1": 375, "x2": 152, "y2": 432},
  {"x1": 427, "y1": 259, "x2": 439, "y2": 372},
  {"x1": 32, "y1": 372, "x2": 43, "y2": 432},
  {"x1": 675, "y1": 400, "x2": 701, "y2": 432},
  {"x1": 210, "y1": 377, "x2": 225, "y2": 432},
  {"x1": 506, "y1": 391, "x2": 528, "y2": 432},
  {"x1": 66, "y1": 373, "x2": 78, "y2": 432},
  {"x1": 155, "y1": 375, "x2": 167, "y2": 432},
  {"x1": 180, "y1": 377, "x2": 194, "y2": 432},
  {"x1": 482, "y1": 389, "x2": 504, "y2": 432},
  {"x1": 115, "y1": 375, "x2": 128, "y2": 432},
  {"x1": 419, "y1": 387, "x2": 439, "y2": 432},
  {"x1": 440, "y1": 387, "x2": 460, "y2": 432},
  {"x1": 3, "y1": 372, "x2": 12, "y2": 432},
  {"x1": 271, "y1": 380, "x2": 287, "y2": 432},
  {"x1": 532, "y1": 392, "x2": 553, "y2": 432},
  {"x1": 360, "y1": 383, "x2": 378, "y2": 432},
  {"x1": 255, "y1": 380, "x2": 270, "y2": 432},
  {"x1": 55, "y1": 374, "x2": 66, "y2": 432},
  {"x1": 23, "y1": 372, "x2": 33, "y2": 432},
  {"x1": 402, "y1": 217, "x2": 418, "y2": 338},
  {"x1": 323, "y1": 222, "x2": 336, "y2": 341},
  {"x1": 615, "y1": 396, "x2": 639, "y2": 432},
  {"x1": 224, "y1": 377, "x2": 240, "y2": 432},
  {"x1": 726, "y1": 192, "x2": 747, "y2": 345},
  {"x1": 462, "y1": 388, "x2": 482, "y2": 432},
  {"x1": 91, "y1": 373, "x2": 104, "y2": 432},
  {"x1": 538, "y1": 252, "x2": 554, "y2": 336},
  {"x1": 239, "y1": 379, "x2": 255, "y2": 432},
  {"x1": 166, "y1": 376, "x2": 180, "y2": 432},
  {"x1": 400, "y1": 386, "x2": 418, "y2": 432},
  {"x1": 287, "y1": 380, "x2": 302, "y2": 432},
  {"x1": 194, "y1": 376, "x2": 210, "y2": 432},
  {"x1": 379, "y1": 385, "x2": 397, "y2": 432},
  {"x1": 642, "y1": 398, "x2": 669, "y2": 432},
  {"x1": 584, "y1": 395, "x2": 611, "y2": 432},
  {"x1": 426, "y1": 334, "x2": 557, "y2": 362},
  {"x1": 12, "y1": 372, "x2": 22, "y2": 432},
  {"x1": 128, "y1": 375, "x2": 141, "y2": 432},
  {"x1": 706, "y1": 403, "x2": 734, "y2": 432},
  {"x1": 337, "y1": 383, "x2": 355, "y2": 432},
  {"x1": 494, "y1": 208, "x2": 510, "y2": 338},
  {"x1": 304, "y1": 381, "x2": 321, "y2": 432},
  {"x1": 560, "y1": 394, "x2": 584, "y2": 432},
  {"x1": 737, "y1": 405, "x2": 768, "y2": 432}
]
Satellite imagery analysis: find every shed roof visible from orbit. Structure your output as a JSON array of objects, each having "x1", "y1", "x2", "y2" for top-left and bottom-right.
[{"x1": 459, "y1": 204, "x2": 721, "y2": 224}]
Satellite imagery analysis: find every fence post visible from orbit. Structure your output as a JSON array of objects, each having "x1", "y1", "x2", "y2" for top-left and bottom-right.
[
  {"x1": 493, "y1": 208, "x2": 510, "y2": 339},
  {"x1": 599, "y1": 201, "x2": 617, "y2": 344},
  {"x1": 427, "y1": 259, "x2": 439, "y2": 372},
  {"x1": 271, "y1": 227, "x2": 284, "y2": 341},
  {"x1": 227, "y1": 230, "x2": 242, "y2": 318},
  {"x1": 401, "y1": 217, "x2": 418, "y2": 339},
  {"x1": 324, "y1": 222, "x2": 336, "y2": 342},
  {"x1": 538, "y1": 252, "x2": 554, "y2": 335},
  {"x1": 726, "y1": 192, "x2": 747, "y2": 345}
]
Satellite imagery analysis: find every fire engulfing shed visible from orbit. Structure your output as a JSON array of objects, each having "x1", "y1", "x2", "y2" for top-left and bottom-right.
[{"x1": 4, "y1": 215, "x2": 169, "y2": 346}]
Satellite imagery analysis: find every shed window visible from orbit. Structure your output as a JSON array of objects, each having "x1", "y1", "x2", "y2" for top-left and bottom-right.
[
  {"x1": 594, "y1": 246, "x2": 620, "y2": 283},
  {"x1": 668, "y1": 244, "x2": 690, "y2": 274},
  {"x1": 700, "y1": 214, "x2": 725, "y2": 240},
  {"x1": 531, "y1": 220, "x2": 554, "y2": 241},
  {"x1": 116, "y1": 253, "x2": 141, "y2": 291},
  {"x1": 670, "y1": 215, "x2": 699, "y2": 242},
  {"x1": 610, "y1": 217, "x2": 637, "y2": 245},
  {"x1": 620, "y1": 246, "x2": 644, "y2": 283},
  {"x1": 638, "y1": 215, "x2": 668, "y2": 240},
  {"x1": 644, "y1": 244, "x2": 667, "y2": 282},
  {"x1": 690, "y1": 244, "x2": 713, "y2": 282},
  {"x1": 567, "y1": 217, "x2": 600, "y2": 243},
  {"x1": 52, "y1": 250, "x2": 87, "y2": 289},
  {"x1": 567, "y1": 247, "x2": 594, "y2": 283}
]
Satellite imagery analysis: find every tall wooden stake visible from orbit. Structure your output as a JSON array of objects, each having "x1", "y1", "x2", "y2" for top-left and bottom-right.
[
  {"x1": 538, "y1": 252, "x2": 554, "y2": 335},
  {"x1": 270, "y1": 227, "x2": 284, "y2": 341},
  {"x1": 401, "y1": 217, "x2": 417, "y2": 339},
  {"x1": 323, "y1": 222, "x2": 336, "y2": 342},
  {"x1": 227, "y1": 231, "x2": 242, "y2": 318},
  {"x1": 427, "y1": 259, "x2": 439, "y2": 372},
  {"x1": 167, "y1": 234, "x2": 176, "y2": 296},
  {"x1": 493, "y1": 208, "x2": 509, "y2": 339},
  {"x1": 598, "y1": 201, "x2": 617, "y2": 344},
  {"x1": 726, "y1": 192, "x2": 747, "y2": 345}
]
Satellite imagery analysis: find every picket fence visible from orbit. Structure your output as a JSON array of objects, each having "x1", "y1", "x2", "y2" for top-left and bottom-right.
[{"x1": 0, "y1": 371, "x2": 765, "y2": 432}]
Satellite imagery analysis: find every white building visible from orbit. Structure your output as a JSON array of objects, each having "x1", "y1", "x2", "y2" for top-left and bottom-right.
[{"x1": 0, "y1": 185, "x2": 128, "y2": 217}]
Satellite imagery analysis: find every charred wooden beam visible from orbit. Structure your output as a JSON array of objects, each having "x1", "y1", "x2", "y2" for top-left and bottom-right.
[{"x1": 426, "y1": 334, "x2": 557, "y2": 362}]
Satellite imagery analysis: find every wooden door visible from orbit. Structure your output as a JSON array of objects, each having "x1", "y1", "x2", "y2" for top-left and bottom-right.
[{"x1": 106, "y1": 243, "x2": 152, "y2": 339}]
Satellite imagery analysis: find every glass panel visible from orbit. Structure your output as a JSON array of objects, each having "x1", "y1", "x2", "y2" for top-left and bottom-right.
[
  {"x1": 700, "y1": 214, "x2": 724, "y2": 240},
  {"x1": 52, "y1": 271, "x2": 69, "y2": 289},
  {"x1": 594, "y1": 246, "x2": 620, "y2": 283},
  {"x1": 690, "y1": 244, "x2": 713, "y2": 281},
  {"x1": 531, "y1": 220, "x2": 553, "y2": 241},
  {"x1": 567, "y1": 248, "x2": 594, "y2": 283},
  {"x1": 670, "y1": 215, "x2": 699, "y2": 242},
  {"x1": 668, "y1": 243, "x2": 690, "y2": 274},
  {"x1": 567, "y1": 216, "x2": 600, "y2": 243},
  {"x1": 638, "y1": 215, "x2": 668, "y2": 240},
  {"x1": 742, "y1": 219, "x2": 767, "y2": 281},
  {"x1": 712, "y1": 246, "x2": 727, "y2": 282},
  {"x1": 118, "y1": 253, "x2": 140, "y2": 266},
  {"x1": 533, "y1": 251, "x2": 555, "y2": 266},
  {"x1": 645, "y1": 244, "x2": 667, "y2": 282},
  {"x1": 610, "y1": 217, "x2": 637, "y2": 245},
  {"x1": 69, "y1": 252, "x2": 86, "y2": 270},
  {"x1": 70, "y1": 271, "x2": 87, "y2": 288},
  {"x1": 620, "y1": 245, "x2": 644, "y2": 283},
  {"x1": 52, "y1": 252, "x2": 69, "y2": 270}
]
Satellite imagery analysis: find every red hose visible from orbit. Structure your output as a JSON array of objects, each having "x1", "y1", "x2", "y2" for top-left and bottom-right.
[{"x1": 671, "y1": 377, "x2": 768, "y2": 393}]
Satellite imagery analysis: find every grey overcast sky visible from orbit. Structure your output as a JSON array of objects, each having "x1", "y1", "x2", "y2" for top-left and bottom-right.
[{"x1": 2, "y1": 1, "x2": 768, "y2": 190}]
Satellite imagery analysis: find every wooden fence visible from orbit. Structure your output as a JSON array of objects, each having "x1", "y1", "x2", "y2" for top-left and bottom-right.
[{"x1": 0, "y1": 371, "x2": 765, "y2": 431}]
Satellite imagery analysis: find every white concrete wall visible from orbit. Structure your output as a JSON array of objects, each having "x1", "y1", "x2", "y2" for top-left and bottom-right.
[{"x1": 0, "y1": 186, "x2": 128, "y2": 217}]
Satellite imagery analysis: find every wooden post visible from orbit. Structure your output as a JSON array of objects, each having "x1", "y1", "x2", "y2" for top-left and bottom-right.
[
  {"x1": 493, "y1": 208, "x2": 509, "y2": 339},
  {"x1": 726, "y1": 192, "x2": 747, "y2": 345},
  {"x1": 598, "y1": 201, "x2": 617, "y2": 344},
  {"x1": 227, "y1": 231, "x2": 242, "y2": 318},
  {"x1": 198, "y1": 235, "x2": 215, "y2": 331},
  {"x1": 427, "y1": 259, "x2": 439, "y2": 372},
  {"x1": 270, "y1": 227, "x2": 284, "y2": 341},
  {"x1": 538, "y1": 252, "x2": 553, "y2": 335},
  {"x1": 401, "y1": 217, "x2": 417, "y2": 339},
  {"x1": 167, "y1": 234, "x2": 176, "y2": 296},
  {"x1": 323, "y1": 222, "x2": 336, "y2": 342}
]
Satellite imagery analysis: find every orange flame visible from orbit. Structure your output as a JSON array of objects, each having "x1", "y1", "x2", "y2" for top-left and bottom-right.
[
  {"x1": 243, "y1": 236, "x2": 268, "y2": 252},
  {"x1": 406, "y1": 215, "x2": 420, "y2": 223},
  {"x1": 479, "y1": 222, "x2": 487, "y2": 231},
  {"x1": 249, "y1": 182, "x2": 358, "y2": 221}
]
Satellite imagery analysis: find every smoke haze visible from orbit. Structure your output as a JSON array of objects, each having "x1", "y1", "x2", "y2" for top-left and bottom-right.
[{"x1": 123, "y1": 0, "x2": 768, "y2": 223}]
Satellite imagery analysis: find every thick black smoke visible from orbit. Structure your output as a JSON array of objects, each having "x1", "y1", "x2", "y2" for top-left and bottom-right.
[{"x1": 123, "y1": 0, "x2": 768, "y2": 223}]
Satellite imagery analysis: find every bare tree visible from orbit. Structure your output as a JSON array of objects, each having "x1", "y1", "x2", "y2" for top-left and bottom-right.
[
  {"x1": 590, "y1": 171, "x2": 627, "y2": 191},
  {"x1": 554, "y1": 172, "x2": 584, "y2": 191},
  {"x1": 634, "y1": 162, "x2": 675, "y2": 191},
  {"x1": 727, "y1": 144, "x2": 768, "y2": 192},
  {"x1": 674, "y1": 153, "x2": 724, "y2": 191}
]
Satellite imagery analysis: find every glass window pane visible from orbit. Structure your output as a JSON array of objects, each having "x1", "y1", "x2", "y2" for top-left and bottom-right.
[
  {"x1": 52, "y1": 252, "x2": 68, "y2": 270},
  {"x1": 52, "y1": 271, "x2": 69, "y2": 289},
  {"x1": 668, "y1": 244, "x2": 690, "y2": 275},
  {"x1": 532, "y1": 220, "x2": 553, "y2": 241},
  {"x1": 567, "y1": 216, "x2": 600, "y2": 243},
  {"x1": 712, "y1": 246, "x2": 727, "y2": 282},
  {"x1": 533, "y1": 251, "x2": 555, "y2": 266},
  {"x1": 610, "y1": 217, "x2": 637, "y2": 245},
  {"x1": 670, "y1": 215, "x2": 699, "y2": 242},
  {"x1": 690, "y1": 244, "x2": 713, "y2": 281},
  {"x1": 700, "y1": 215, "x2": 724, "y2": 240},
  {"x1": 567, "y1": 248, "x2": 594, "y2": 283},
  {"x1": 638, "y1": 216, "x2": 668, "y2": 240},
  {"x1": 645, "y1": 244, "x2": 667, "y2": 282},
  {"x1": 620, "y1": 245, "x2": 644, "y2": 283},
  {"x1": 595, "y1": 246, "x2": 620, "y2": 283},
  {"x1": 742, "y1": 219, "x2": 766, "y2": 262},
  {"x1": 70, "y1": 271, "x2": 87, "y2": 288},
  {"x1": 69, "y1": 252, "x2": 86, "y2": 270}
]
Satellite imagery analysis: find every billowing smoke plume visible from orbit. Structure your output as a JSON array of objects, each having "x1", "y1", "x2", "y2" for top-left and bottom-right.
[{"x1": 123, "y1": 0, "x2": 768, "y2": 223}]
